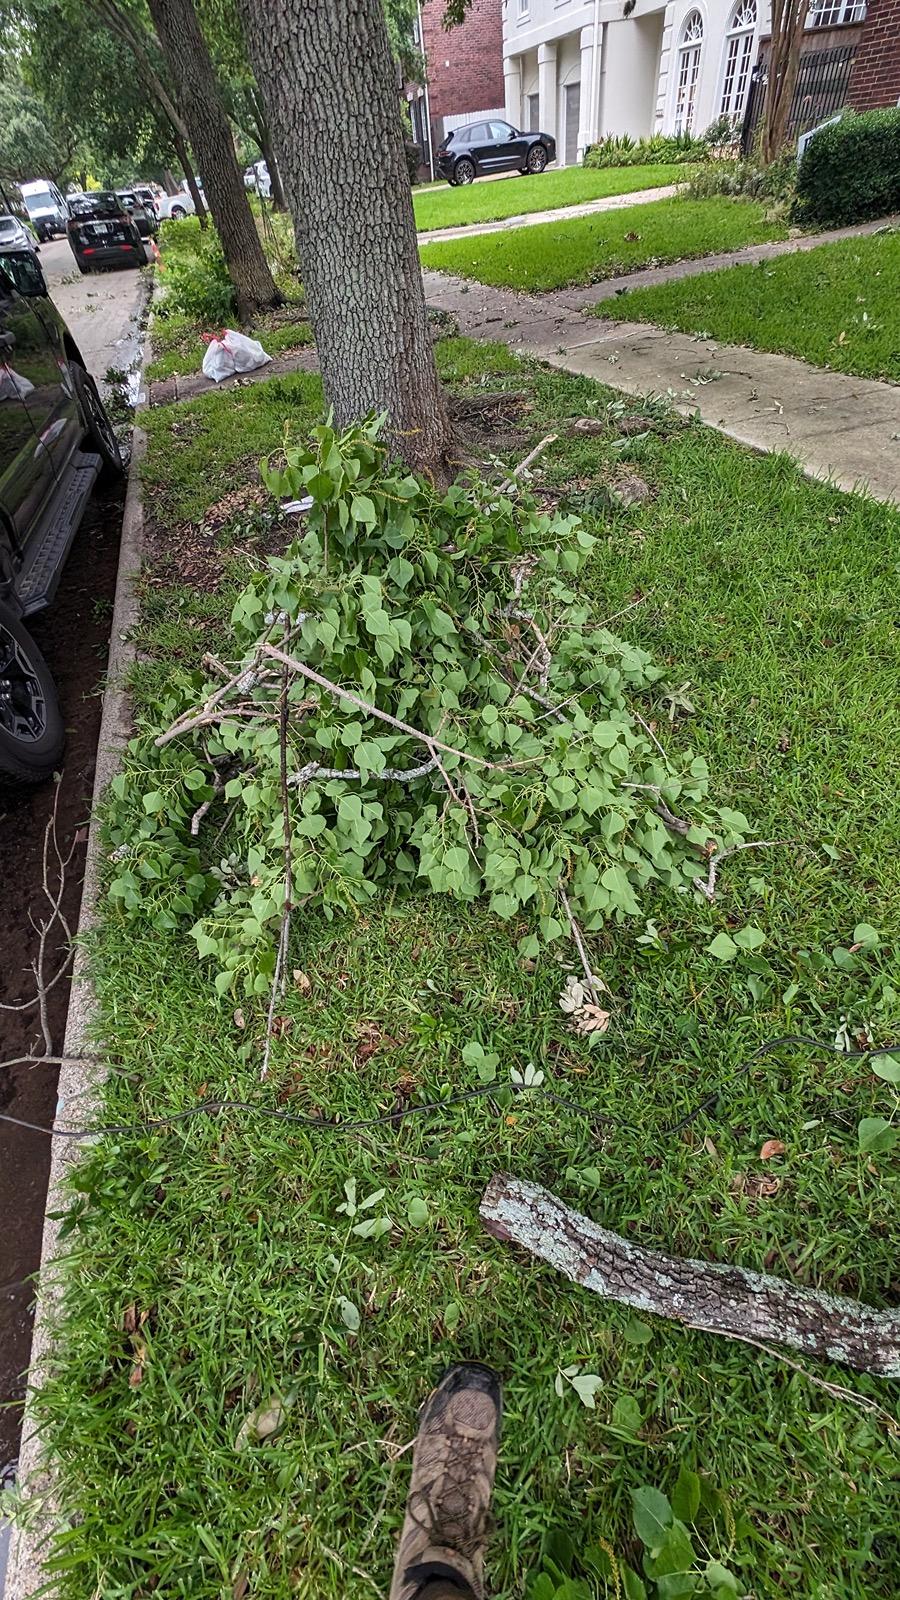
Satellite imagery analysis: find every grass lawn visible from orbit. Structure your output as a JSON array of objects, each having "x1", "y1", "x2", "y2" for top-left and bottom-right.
[
  {"x1": 146, "y1": 310, "x2": 312, "y2": 382},
  {"x1": 412, "y1": 163, "x2": 691, "y2": 232},
  {"x1": 593, "y1": 230, "x2": 900, "y2": 383},
  {"x1": 419, "y1": 198, "x2": 788, "y2": 291},
  {"x1": 27, "y1": 345, "x2": 900, "y2": 1599}
]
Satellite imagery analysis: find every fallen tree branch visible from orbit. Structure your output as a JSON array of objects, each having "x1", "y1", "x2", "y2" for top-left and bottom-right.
[
  {"x1": 498, "y1": 433, "x2": 557, "y2": 495},
  {"x1": 558, "y1": 887, "x2": 607, "y2": 1011},
  {"x1": 480, "y1": 1175, "x2": 900, "y2": 1377},
  {"x1": 694, "y1": 839, "x2": 788, "y2": 901}
]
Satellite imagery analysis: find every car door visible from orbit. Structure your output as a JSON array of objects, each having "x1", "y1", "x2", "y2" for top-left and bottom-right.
[
  {"x1": 0, "y1": 269, "x2": 61, "y2": 547},
  {"x1": 489, "y1": 121, "x2": 530, "y2": 172},
  {"x1": 3, "y1": 252, "x2": 83, "y2": 481},
  {"x1": 467, "y1": 124, "x2": 496, "y2": 171}
]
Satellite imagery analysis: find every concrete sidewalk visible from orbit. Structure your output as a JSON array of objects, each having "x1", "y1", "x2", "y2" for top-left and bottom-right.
[
  {"x1": 417, "y1": 182, "x2": 680, "y2": 244},
  {"x1": 422, "y1": 263, "x2": 900, "y2": 504}
]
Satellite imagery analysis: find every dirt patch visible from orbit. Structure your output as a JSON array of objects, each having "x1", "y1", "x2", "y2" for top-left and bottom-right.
[
  {"x1": 0, "y1": 479, "x2": 124, "y2": 1467},
  {"x1": 142, "y1": 481, "x2": 295, "y2": 594}
]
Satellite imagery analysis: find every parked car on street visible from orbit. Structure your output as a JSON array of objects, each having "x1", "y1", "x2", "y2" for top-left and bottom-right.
[
  {"x1": 156, "y1": 184, "x2": 202, "y2": 220},
  {"x1": 116, "y1": 189, "x2": 160, "y2": 240},
  {"x1": 66, "y1": 191, "x2": 150, "y2": 273},
  {"x1": 436, "y1": 120, "x2": 556, "y2": 185},
  {"x1": 0, "y1": 215, "x2": 40, "y2": 255},
  {"x1": 20, "y1": 179, "x2": 69, "y2": 240},
  {"x1": 133, "y1": 184, "x2": 160, "y2": 215},
  {"x1": 0, "y1": 246, "x2": 123, "y2": 781}
]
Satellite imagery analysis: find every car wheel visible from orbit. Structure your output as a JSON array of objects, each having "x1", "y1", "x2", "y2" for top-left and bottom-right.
[
  {"x1": 527, "y1": 144, "x2": 548, "y2": 173},
  {"x1": 170, "y1": 205, "x2": 186, "y2": 218},
  {"x1": 0, "y1": 603, "x2": 65, "y2": 785},
  {"x1": 454, "y1": 157, "x2": 476, "y2": 185},
  {"x1": 71, "y1": 363, "x2": 125, "y2": 481}
]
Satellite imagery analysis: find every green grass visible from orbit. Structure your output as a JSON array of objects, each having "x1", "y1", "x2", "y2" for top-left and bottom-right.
[
  {"x1": 146, "y1": 311, "x2": 313, "y2": 382},
  {"x1": 30, "y1": 347, "x2": 900, "y2": 1599},
  {"x1": 412, "y1": 163, "x2": 690, "y2": 233},
  {"x1": 420, "y1": 197, "x2": 788, "y2": 292},
  {"x1": 592, "y1": 230, "x2": 900, "y2": 382}
]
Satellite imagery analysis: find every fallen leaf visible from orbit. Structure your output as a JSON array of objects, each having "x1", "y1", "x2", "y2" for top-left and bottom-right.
[
  {"x1": 573, "y1": 1004, "x2": 611, "y2": 1035},
  {"x1": 271, "y1": 1015, "x2": 292, "y2": 1038},
  {"x1": 292, "y1": 969, "x2": 311, "y2": 993},
  {"x1": 123, "y1": 1303, "x2": 137, "y2": 1334},
  {"x1": 235, "y1": 1396, "x2": 288, "y2": 1451},
  {"x1": 759, "y1": 1139, "x2": 785, "y2": 1161},
  {"x1": 703, "y1": 1136, "x2": 719, "y2": 1160},
  {"x1": 129, "y1": 1364, "x2": 143, "y2": 1388},
  {"x1": 232, "y1": 1573, "x2": 249, "y2": 1600},
  {"x1": 233, "y1": 1007, "x2": 246, "y2": 1029}
]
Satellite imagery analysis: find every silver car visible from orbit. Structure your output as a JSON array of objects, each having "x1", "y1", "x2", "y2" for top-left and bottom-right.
[{"x1": 0, "y1": 215, "x2": 39, "y2": 255}]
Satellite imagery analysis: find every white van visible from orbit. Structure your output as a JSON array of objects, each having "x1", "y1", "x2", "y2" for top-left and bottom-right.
[{"x1": 21, "y1": 179, "x2": 69, "y2": 240}]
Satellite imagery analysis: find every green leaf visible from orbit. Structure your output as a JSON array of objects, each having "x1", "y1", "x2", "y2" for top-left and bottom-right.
[
  {"x1": 351, "y1": 493, "x2": 377, "y2": 524},
  {"x1": 858, "y1": 1116, "x2": 896, "y2": 1154},
  {"x1": 671, "y1": 1464, "x2": 701, "y2": 1523},
  {"x1": 142, "y1": 790, "x2": 164, "y2": 814},
  {"x1": 570, "y1": 1372, "x2": 603, "y2": 1409},
  {"x1": 443, "y1": 1301, "x2": 461, "y2": 1332},
  {"x1": 707, "y1": 932, "x2": 738, "y2": 961},
  {"x1": 622, "y1": 1316, "x2": 653, "y2": 1345},
  {"x1": 631, "y1": 1485, "x2": 673, "y2": 1549},
  {"x1": 337, "y1": 1296, "x2": 360, "y2": 1334},
  {"x1": 872, "y1": 1052, "x2": 900, "y2": 1084},
  {"x1": 733, "y1": 925, "x2": 765, "y2": 951},
  {"x1": 648, "y1": 1519, "x2": 694, "y2": 1577},
  {"x1": 407, "y1": 1196, "x2": 429, "y2": 1227},
  {"x1": 853, "y1": 922, "x2": 880, "y2": 949},
  {"x1": 705, "y1": 1560, "x2": 739, "y2": 1596},
  {"x1": 831, "y1": 945, "x2": 858, "y2": 972},
  {"x1": 622, "y1": 1568, "x2": 648, "y2": 1600},
  {"x1": 611, "y1": 1394, "x2": 642, "y2": 1435}
]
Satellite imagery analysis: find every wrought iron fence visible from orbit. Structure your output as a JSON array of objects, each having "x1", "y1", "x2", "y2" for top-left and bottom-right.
[{"x1": 741, "y1": 40, "x2": 858, "y2": 153}]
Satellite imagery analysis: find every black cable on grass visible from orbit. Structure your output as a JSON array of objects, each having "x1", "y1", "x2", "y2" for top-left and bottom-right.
[{"x1": 0, "y1": 1035, "x2": 895, "y2": 1143}]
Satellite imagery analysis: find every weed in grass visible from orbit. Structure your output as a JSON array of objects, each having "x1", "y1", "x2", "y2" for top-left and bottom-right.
[
  {"x1": 29, "y1": 343, "x2": 900, "y2": 1600},
  {"x1": 420, "y1": 198, "x2": 787, "y2": 292}
]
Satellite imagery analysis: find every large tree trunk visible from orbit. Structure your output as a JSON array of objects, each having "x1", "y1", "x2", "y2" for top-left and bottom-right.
[
  {"x1": 173, "y1": 131, "x2": 208, "y2": 226},
  {"x1": 481, "y1": 1175, "x2": 900, "y2": 1377},
  {"x1": 760, "y1": 0, "x2": 807, "y2": 163},
  {"x1": 148, "y1": 0, "x2": 280, "y2": 320},
  {"x1": 237, "y1": 0, "x2": 451, "y2": 480}
]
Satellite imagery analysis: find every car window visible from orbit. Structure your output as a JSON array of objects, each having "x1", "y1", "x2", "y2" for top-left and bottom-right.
[
  {"x1": 68, "y1": 192, "x2": 123, "y2": 219},
  {"x1": 466, "y1": 124, "x2": 488, "y2": 142},
  {"x1": 23, "y1": 188, "x2": 54, "y2": 215},
  {"x1": 0, "y1": 218, "x2": 19, "y2": 237},
  {"x1": 490, "y1": 122, "x2": 515, "y2": 140}
]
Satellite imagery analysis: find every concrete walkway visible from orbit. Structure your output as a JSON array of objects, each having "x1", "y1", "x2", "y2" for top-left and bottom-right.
[
  {"x1": 417, "y1": 182, "x2": 680, "y2": 245},
  {"x1": 422, "y1": 256, "x2": 900, "y2": 504}
]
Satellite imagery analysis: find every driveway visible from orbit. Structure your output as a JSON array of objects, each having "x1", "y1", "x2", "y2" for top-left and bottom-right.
[{"x1": 38, "y1": 236, "x2": 147, "y2": 390}]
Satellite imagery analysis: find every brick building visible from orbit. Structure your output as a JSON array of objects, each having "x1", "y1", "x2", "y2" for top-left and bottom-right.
[
  {"x1": 406, "y1": 0, "x2": 505, "y2": 174},
  {"x1": 847, "y1": 0, "x2": 900, "y2": 108}
]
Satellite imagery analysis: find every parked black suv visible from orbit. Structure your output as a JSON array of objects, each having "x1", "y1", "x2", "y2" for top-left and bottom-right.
[
  {"x1": 437, "y1": 120, "x2": 556, "y2": 185},
  {"x1": 67, "y1": 191, "x2": 149, "y2": 274},
  {"x1": 0, "y1": 247, "x2": 123, "y2": 782}
]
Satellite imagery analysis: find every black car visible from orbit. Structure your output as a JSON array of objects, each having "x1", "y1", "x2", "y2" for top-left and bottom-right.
[
  {"x1": 116, "y1": 189, "x2": 159, "y2": 241},
  {"x1": 66, "y1": 191, "x2": 150, "y2": 274},
  {"x1": 437, "y1": 119, "x2": 556, "y2": 186},
  {"x1": 0, "y1": 246, "x2": 123, "y2": 781}
]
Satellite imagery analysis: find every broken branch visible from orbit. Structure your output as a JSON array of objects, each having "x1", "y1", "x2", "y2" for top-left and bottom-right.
[
  {"x1": 480, "y1": 1175, "x2": 900, "y2": 1377},
  {"x1": 694, "y1": 839, "x2": 788, "y2": 901}
]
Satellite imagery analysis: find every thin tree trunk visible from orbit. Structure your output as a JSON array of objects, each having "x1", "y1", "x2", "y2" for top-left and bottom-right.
[
  {"x1": 237, "y1": 0, "x2": 452, "y2": 480},
  {"x1": 173, "y1": 131, "x2": 208, "y2": 226},
  {"x1": 761, "y1": 0, "x2": 807, "y2": 163},
  {"x1": 245, "y1": 85, "x2": 286, "y2": 212},
  {"x1": 148, "y1": 0, "x2": 280, "y2": 320},
  {"x1": 481, "y1": 1176, "x2": 900, "y2": 1377}
]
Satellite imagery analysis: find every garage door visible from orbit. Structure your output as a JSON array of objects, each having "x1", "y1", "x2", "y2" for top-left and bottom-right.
[{"x1": 565, "y1": 82, "x2": 581, "y2": 165}]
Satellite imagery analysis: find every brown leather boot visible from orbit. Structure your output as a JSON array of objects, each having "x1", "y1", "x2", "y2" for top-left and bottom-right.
[{"x1": 389, "y1": 1363, "x2": 502, "y2": 1600}]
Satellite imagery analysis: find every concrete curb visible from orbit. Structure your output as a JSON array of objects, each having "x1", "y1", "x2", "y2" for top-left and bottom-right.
[{"x1": 5, "y1": 409, "x2": 149, "y2": 1600}]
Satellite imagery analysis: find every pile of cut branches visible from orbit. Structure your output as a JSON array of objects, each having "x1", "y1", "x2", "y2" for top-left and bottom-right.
[{"x1": 106, "y1": 418, "x2": 747, "y2": 996}]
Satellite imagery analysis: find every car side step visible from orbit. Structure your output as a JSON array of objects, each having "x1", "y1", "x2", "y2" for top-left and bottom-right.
[{"x1": 17, "y1": 451, "x2": 102, "y2": 616}]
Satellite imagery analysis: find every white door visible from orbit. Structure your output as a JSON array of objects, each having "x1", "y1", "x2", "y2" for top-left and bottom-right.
[{"x1": 565, "y1": 82, "x2": 581, "y2": 165}]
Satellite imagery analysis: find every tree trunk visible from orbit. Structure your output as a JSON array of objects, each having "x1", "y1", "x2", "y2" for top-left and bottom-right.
[
  {"x1": 237, "y1": 0, "x2": 451, "y2": 480},
  {"x1": 481, "y1": 1175, "x2": 900, "y2": 1377},
  {"x1": 257, "y1": 122, "x2": 286, "y2": 212},
  {"x1": 147, "y1": 0, "x2": 280, "y2": 320},
  {"x1": 760, "y1": 0, "x2": 807, "y2": 163},
  {"x1": 173, "y1": 131, "x2": 208, "y2": 227}
]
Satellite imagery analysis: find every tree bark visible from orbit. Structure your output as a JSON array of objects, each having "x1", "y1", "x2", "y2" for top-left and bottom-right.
[
  {"x1": 147, "y1": 0, "x2": 280, "y2": 320},
  {"x1": 481, "y1": 1175, "x2": 900, "y2": 1377},
  {"x1": 760, "y1": 0, "x2": 807, "y2": 163},
  {"x1": 173, "y1": 130, "x2": 207, "y2": 225},
  {"x1": 237, "y1": 0, "x2": 452, "y2": 480}
]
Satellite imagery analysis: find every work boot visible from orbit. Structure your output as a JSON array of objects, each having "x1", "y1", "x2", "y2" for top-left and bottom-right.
[{"x1": 389, "y1": 1362, "x2": 502, "y2": 1600}]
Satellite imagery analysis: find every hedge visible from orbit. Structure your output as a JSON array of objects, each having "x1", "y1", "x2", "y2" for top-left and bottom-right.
[{"x1": 794, "y1": 108, "x2": 900, "y2": 227}]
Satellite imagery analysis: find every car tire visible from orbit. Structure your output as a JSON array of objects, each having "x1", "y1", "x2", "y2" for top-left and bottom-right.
[
  {"x1": 170, "y1": 205, "x2": 186, "y2": 219},
  {"x1": 76, "y1": 259, "x2": 91, "y2": 274},
  {"x1": 71, "y1": 364, "x2": 125, "y2": 482},
  {"x1": 0, "y1": 603, "x2": 65, "y2": 785},
  {"x1": 527, "y1": 145, "x2": 548, "y2": 173},
  {"x1": 454, "y1": 157, "x2": 476, "y2": 185}
]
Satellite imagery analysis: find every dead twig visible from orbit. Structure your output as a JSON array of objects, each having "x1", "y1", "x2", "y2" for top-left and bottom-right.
[
  {"x1": 498, "y1": 432, "x2": 557, "y2": 494},
  {"x1": 558, "y1": 887, "x2": 606, "y2": 1010},
  {"x1": 692, "y1": 1325, "x2": 900, "y2": 1438},
  {"x1": 190, "y1": 768, "x2": 225, "y2": 836},
  {"x1": 694, "y1": 839, "x2": 788, "y2": 901}
]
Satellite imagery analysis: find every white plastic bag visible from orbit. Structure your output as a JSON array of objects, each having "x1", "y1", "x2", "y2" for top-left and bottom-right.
[{"x1": 201, "y1": 329, "x2": 272, "y2": 382}]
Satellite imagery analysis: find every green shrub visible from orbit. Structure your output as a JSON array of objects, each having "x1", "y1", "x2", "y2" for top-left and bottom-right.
[
  {"x1": 794, "y1": 108, "x2": 900, "y2": 226},
  {"x1": 584, "y1": 130, "x2": 707, "y2": 169},
  {"x1": 687, "y1": 151, "x2": 797, "y2": 206},
  {"x1": 156, "y1": 217, "x2": 235, "y2": 325}
]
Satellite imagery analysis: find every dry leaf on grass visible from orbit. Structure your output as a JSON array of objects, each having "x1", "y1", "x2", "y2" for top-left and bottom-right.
[
  {"x1": 759, "y1": 1139, "x2": 786, "y2": 1161},
  {"x1": 292, "y1": 969, "x2": 311, "y2": 993},
  {"x1": 233, "y1": 1007, "x2": 246, "y2": 1029}
]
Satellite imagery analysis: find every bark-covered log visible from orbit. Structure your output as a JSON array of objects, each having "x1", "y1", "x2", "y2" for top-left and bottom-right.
[
  {"x1": 481, "y1": 1175, "x2": 900, "y2": 1377},
  {"x1": 148, "y1": 0, "x2": 280, "y2": 318},
  {"x1": 237, "y1": 0, "x2": 452, "y2": 479}
]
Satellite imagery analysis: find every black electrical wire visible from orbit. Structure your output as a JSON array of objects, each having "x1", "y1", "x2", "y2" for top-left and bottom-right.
[{"x1": 0, "y1": 1034, "x2": 894, "y2": 1143}]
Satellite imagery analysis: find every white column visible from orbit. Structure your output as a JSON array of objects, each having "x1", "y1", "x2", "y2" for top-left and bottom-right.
[
  {"x1": 538, "y1": 41, "x2": 558, "y2": 147},
  {"x1": 578, "y1": 24, "x2": 598, "y2": 159},
  {"x1": 504, "y1": 54, "x2": 523, "y2": 127}
]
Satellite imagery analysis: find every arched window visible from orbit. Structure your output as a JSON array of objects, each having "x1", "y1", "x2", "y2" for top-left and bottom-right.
[
  {"x1": 719, "y1": 0, "x2": 757, "y2": 121},
  {"x1": 675, "y1": 12, "x2": 704, "y2": 134}
]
